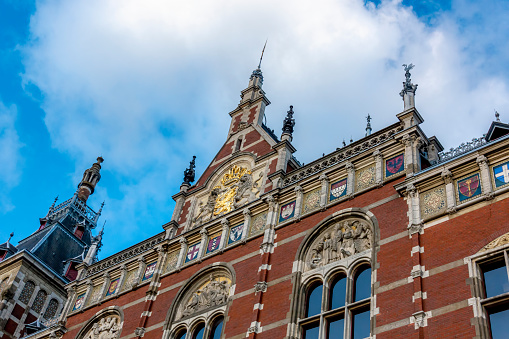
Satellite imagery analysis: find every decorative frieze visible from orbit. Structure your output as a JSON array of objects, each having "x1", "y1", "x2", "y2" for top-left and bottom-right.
[{"x1": 420, "y1": 186, "x2": 446, "y2": 219}]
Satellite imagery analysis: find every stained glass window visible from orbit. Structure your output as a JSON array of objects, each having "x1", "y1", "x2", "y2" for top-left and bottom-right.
[
  {"x1": 18, "y1": 281, "x2": 36, "y2": 304},
  {"x1": 32, "y1": 289, "x2": 48, "y2": 313},
  {"x1": 43, "y1": 298, "x2": 59, "y2": 319}
]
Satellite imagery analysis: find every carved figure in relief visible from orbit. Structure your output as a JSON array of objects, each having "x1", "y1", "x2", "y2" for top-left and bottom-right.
[
  {"x1": 194, "y1": 188, "x2": 221, "y2": 225},
  {"x1": 181, "y1": 276, "x2": 231, "y2": 318},
  {"x1": 307, "y1": 219, "x2": 372, "y2": 270},
  {"x1": 84, "y1": 316, "x2": 120, "y2": 339}
]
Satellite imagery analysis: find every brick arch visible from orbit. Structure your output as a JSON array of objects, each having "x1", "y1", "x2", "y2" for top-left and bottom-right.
[{"x1": 162, "y1": 262, "x2": 236, "y2": 338}]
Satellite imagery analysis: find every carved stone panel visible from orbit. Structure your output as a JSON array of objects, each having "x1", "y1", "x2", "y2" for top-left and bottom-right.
[
  {"x1": 121, "y1": 270, "x2": 137, "y2": 292},
  {"x1": 80, "y1": 314, "x2": 121, "y2": 339},
  {"x1": 420, "y1": 186, "x2": 447, "y2": 218},
  {"x1": 302, "y1": 189, "x2": 321, "y2": 214},
  {"x1": 304, "y1": 218, "x2": 373, "y2": 272},
  {"x1": 178, "y1": 275, "x2": 232, "y2": 319},
  {"x1": 165, "y1": 251, "x2": 179, "y2": 273},
  {"x1": 250, "y1": 212, "x2": 268, "y2": 236},
  {"x1": 479, "y1": 232, "x2": 509, "y2": 252},
  {"x1": 356, "y1": 165, "x2": 376, "y2": 191}
]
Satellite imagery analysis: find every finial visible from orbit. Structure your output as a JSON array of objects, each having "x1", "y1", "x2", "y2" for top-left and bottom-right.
[
  {"x1": 400, "y1": 63, "x2": 418, "y2": 109},
  {"x1": 47, "y1": 196, "x2": 59, "y2": 217},
  {"x1": 96, "y1": 156, "x2": 104, "y2": 164},
  {"x1": 282, "y1": 105, "x2": 295, "y2": 136},
  {"x1": 6, "y1": 232, "x2": 13, "y2": 246},
  {"x1": 183, "y1": 156, "x2": 196, "y2": 184},
  {"x1": 350, "y1": 136, "x2": 353, "y2": 143},
  {"x1": 258, "y1": 39, "x2": 267, "y2": 70},
  {"x1": 495, "y1": 110, "x2": 500, "y2": 122},
  {"x1": 365, "y1": 114, "x2": 372, "y2": 136},
  {"x1": 342, "y1": 139, "x2": 346, "y2": 147}
]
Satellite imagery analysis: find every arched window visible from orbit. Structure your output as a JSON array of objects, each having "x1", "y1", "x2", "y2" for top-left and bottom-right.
[
  {"x1": 32, "y1": 289, "x2": 48, "y2": 313},
  {"x1": 165, "y1": 266, "x2": 233, "y2": 339},
  {"x1": 300, "y1": 264, "x2": 372, "y2": 339},
  {"x1": 43, "y1": 298, "x2": 59, "y2": 319},
  {"x1": 18, "y1": 280, "x2": 36, "y2": 305}
]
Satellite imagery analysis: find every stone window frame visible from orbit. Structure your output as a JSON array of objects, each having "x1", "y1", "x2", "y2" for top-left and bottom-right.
[
  {"x1": 287, "y1": 208, "x2": 378, "y2": 339},
  {"x1": 299, "y1": 258, "x2": 373, "y2": 339},
  {"x1": 468, "y1": 238, "x2": 509, "y2": 338},
  {"x1": 162, "y1": 263, "x2": 235, "y2": 339}
]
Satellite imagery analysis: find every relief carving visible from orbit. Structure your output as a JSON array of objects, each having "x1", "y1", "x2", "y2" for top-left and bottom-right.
[
  {"x1": 307, "y1": 219, "x2": 372, "y2": 270},
  {"x1": 83, "y1": 316, "x2": 121, "y2": 339},
  {"x1": 180, "y1": 275, "x2": 231, "y2": 318}
]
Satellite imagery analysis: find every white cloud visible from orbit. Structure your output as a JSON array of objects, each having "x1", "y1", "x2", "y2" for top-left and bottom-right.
[
  {"x1": 0, "y1": 101, "x2": 23, "y2": 213},
  {"x1": 21, "y1": 0, "x2": 509, "y2": 255}
]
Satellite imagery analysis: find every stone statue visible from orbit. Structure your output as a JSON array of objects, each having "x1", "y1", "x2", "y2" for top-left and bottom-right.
[
  {"x1": 193, "y1": 188, "x2": 221, "y2": 226},
  {"x1": 181, "y1": 276, "x2": 230, "y2": 318}
]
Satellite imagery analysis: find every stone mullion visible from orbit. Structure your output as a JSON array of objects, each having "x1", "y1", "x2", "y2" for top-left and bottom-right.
[
  {"x1": 242, "y1": 208, "x2": 251, "y2": 240},
  {"x1": 176, "y1": 238, "x2": 188, "y2": 269},
  {"x1": 115, "y1": 265, "x2": 128, "y2": 297},
  {"x1": 373, "y1": 150, "x2": 383, "y2": 186},
  {"x1": 345, "y1": 162, "x2": 355, "y2": 197},
  {"x1": 294, "y1": 186, "x2": 303, "y2": 220},
  {"x1": 477, "y1": 155, "x2": 494, "y2": 199},
  {"x1": 441, "y1": 169, "x2": 456, "y2": 213},
  {"x1": 15, "y1": 285, "x2": 40, "y2": 337},
  {"x1": 219, "y1": 219, "x2": 230, "y2": 250},
  {"x1": 319, "y1": 174, "x2": 329, "y2": 209},
  {"x1": 198, "y1": 228, "x2": 208, "y2": 259}
]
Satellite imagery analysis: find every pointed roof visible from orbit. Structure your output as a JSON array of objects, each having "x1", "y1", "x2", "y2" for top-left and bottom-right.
[{"x1": 486, "y1": 121, "x2": 509, "y2": 142}]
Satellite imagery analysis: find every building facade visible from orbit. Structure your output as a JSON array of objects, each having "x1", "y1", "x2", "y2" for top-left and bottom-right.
[{"x1": 21, "y1": 65, "x2": 509, "y2": 338}]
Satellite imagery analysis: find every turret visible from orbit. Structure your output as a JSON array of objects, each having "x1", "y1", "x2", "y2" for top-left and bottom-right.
[{"x1": 77, "y1": 157, "x2": 104, "y2": 203}]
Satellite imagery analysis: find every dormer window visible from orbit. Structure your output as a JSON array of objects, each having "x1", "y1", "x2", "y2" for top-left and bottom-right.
[
  {"x1": 74, "y1": 225, "x2": 85, "y2": 240},
  {"x1": 65, "y1": 262, "x2": 79, "y2": 281}
]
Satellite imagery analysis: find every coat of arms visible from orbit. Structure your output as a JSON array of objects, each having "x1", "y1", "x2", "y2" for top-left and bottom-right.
[
  {"x1": 494, "y1": 161, "x2": 509, "y2": 187},
  {"x1": 207, "y1": 234, "x2": 222, "y2": 253},
  {"x1": 106, "y1": 278, "x2": 120, "y2": 296},
  {"x1": 73, "y1": 294, "x2": 85, "y2": 311},
  {"x1": 386, "y1": 154, "x2": 404, "y2": 177},
  {"x1": 330, "y1": 179, "x2": 347, "y2": 201},
  {"x1": 457, "y1": 174, "x2": 481, "y2": 202},
  {"x1": 228, "y1": 224, "x2": 244, "y2": 244},
  {"x1": 186, "y1": 243, "x2": 201, "y2": 263},
  {"x1": 279, "y1": 201, "x2": 296, "y2": 222},
  {"x1": 142, "y1": 262, "x2": 157, "y2": 281}
]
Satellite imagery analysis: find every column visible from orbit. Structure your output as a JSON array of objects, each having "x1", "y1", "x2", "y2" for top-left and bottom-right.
[
  {"x1": 219, "y1": 219, "x2": 230, "y2": 250},
  {"x1": 319, "y1": 174, "x2": 329, "y2": 209},
  {"x1": 477, "y1": 155, "x2": 494, "y2": 199},
  {"x1": 441, "y1": 169, "x2": 456, "y2": 213},
  {"x1": 346, "y1": 162, "x2": 355, "y2": 197},
  {"x1": 373, "y1": 150, "x2": 383, "y2": 186},
  {"x1": 198, "y1": 228, "x2": 208, "y2": 259},
  {"x1": 242, "y1": 208, "x2": 251, "y2": 240},
  {"x1": 294, "y1": 186, "x2": 303, "y2": 220},
  {"x1": 176, "y1": 238, "x2": 188, "y2": 269}
]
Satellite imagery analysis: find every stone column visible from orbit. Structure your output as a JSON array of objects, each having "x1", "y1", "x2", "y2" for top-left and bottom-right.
[
  {"x1": 176, "y1": 238, "x2": 188, "y2": 268},
  {"x1": 402, "y1": 135, "x2": 416, "y2": 176},
  {"x1": 82, "y1": 280, "x2": 94, "y2": 309},
  {"x1": 219, "y1": 219, "x2": 230, "y2": 250},
  {"x1": 198, "y1": 228, "x2": 208, "y2": 259},
  {"x1": 116, "y1": 265, "x2": 128, "y2": 297},
  {"x1": 294, "y1": 186, "x2": 303, "y2": 220},
  {"x1": 373, "y1": 150, "x2": 383, "y2": 186},
  {"x1": 346, "y1": 162, "x2": 355, "y2": 197},
  {"x1": 319, "y1": 173, "x2": 329, "y2": 209},
  {"x1": 441, "y1": 169, "x2": 456, "y2": 213},
  {"x1": 242, "y1": 208, "x2": 251, "y2": 240},
  {"x1": 406, "y1": 184, "x2": 423, "y2": 235},
  {"x1": 477, "y1": 155, "x2": 494, "y2": 199},
  {"x1": 265, "y1": 195, "x2": 278, "y2": 228},
  {"x1": 97, "y1": 272, "x2": 110, "y2": 302},
  {"x1": 59, "y1": 285, "x2": 77, "y2": 322}
]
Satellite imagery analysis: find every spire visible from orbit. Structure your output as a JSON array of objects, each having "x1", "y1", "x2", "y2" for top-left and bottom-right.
[
  {"x1": 183, "y1": 156, "x2": 196, "y2": 185},
  {"x1": 399, "y1": 63, "x2": 418, "y2": 110},
  {"x1": 249, "y1": 41, "x2": 267, "y2": 86},
  {"x1": 281, "y1": 105, "x2": 295, "y2": 141},
  {"x1": 77, "y1": 157, "x2": 104, "y2": 203},
  {"x1": 84, "y1": 221, "x2": 105, "y2": 265},
  {"x1": 495, "y1": 110, "x2": 501, "y2": 122},
  {"x1": 365, "y1": 114, "x2": 372, "y2": 136}
]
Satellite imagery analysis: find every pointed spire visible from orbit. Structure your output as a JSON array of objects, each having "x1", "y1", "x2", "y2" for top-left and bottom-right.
[
  {"x1": 399, "y1": 63, "x2": 418, "y2": 110},
  {"x1": 281, "y1": 105, "x2": 296, "y2": 141},
  {"x1": 77, "y1": 157, "x2": 104, "y2": 203},
  {"x1": 183, "y1": 155, "x2": 196, "y2": 185},
  {"x1": 250, "y1": 41, "x2": 267, "y2": 85},
  {"x1": 495, "y1": 110, "x2": 501, "y2": 122},
  {"x1": 46, "y1": 196, "x2": 58, "y2": 218},
  {"x1": 365, "y1": 114, "x2": 372, "y2": 136}
]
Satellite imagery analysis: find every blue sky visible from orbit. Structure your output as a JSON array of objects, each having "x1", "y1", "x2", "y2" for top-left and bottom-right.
[{"x1": 1, "y1": 0, "x2": 509, "y2": 259}]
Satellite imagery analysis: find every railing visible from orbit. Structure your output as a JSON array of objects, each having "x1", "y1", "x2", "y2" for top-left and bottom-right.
[
  {"x1": 48, "y1": 195, "x2": 98, "y2": 226},
  {"x1": 437, "y1": 136, "x2": 487, "y2": 163}
]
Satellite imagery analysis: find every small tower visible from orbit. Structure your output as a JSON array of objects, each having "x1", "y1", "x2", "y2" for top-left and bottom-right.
[
  {"x1": 400, "y1": 64, "x2": 418, "y2": 110},
  {"x1": 77, "y1": 157, "x2": 104, "y2": 203},
  {"x1": 281, "y1": 105, "x2": 296, "y2": 142}
]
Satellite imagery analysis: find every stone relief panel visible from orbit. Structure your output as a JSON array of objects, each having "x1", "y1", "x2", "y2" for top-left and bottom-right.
[
  {"x1": 165, "y1": 251, "x2": 179, "y2": 273},
  {"x1": 304, "y1": 219, "x2": 373, "y2": 272},
  {"x1": 479, "y1": 232, "x2": 509, "y2": 252},
  {"x1": 122, "y1": 269, "x2": 137, "y2": 291},
  {"x1": 178, "y1": 275, "x2": 232, "y2": 320},
  {"x1": 192, "y1": 165, "x2": 263, "y2": 228},
  {"x1": 80, "y1": 314, "x2": 122, "y2": 339},
  {"x1": 88, "y1": 284, "x2": 103, "y2": 306},
  {"x1": 303, "y1": 189, "x2": 321, "y2": 214},
  {"x1": 420, "y1": 186, "x2": 446, "y2": 218},
  {"x1": 250, "y1": 212, "x2": 268, "y2": 236},
  {"x1": 356, "y1": 165, "x2": 376, "y2": 191}
]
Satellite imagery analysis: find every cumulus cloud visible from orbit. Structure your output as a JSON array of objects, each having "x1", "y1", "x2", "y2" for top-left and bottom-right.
[
  {"x1": 21, "y1": 0, "x2": 509, "y2": 255},
  {"x1": 0, "y1": 101, "x2": 23, "y2": 213}
]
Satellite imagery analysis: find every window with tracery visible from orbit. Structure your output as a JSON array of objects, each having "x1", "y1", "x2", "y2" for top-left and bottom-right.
[
  {"x1": 43, "y1": 298, "x2": 59, "y2": 319},
  {"x1": 301, "y1": 264, "x2": 371, "y2": 339},
  {"x1": 165, "y1": 268, "x2": 232, "y2": 339},
  {"x1": 471, "y1": 235, "x2": 509, "y2": 339},
  {"x1": 32, "y1": 289, "x2": 48, "y2": 313},
  {"x1": 18, "y1": 280, "x2": 36, "y2": 305}
]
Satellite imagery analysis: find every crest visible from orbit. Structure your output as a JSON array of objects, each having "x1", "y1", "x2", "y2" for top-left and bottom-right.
[
  {"x1": 228, "y1": 224, "x2": 244, "y2": 245},
  {"x1": 186, "y1": 242, "x2": 201, "y2": 263},
  {"x1": 73, "y1": 293, "x2": 86, "y2": 311},
  {"x1": 207, "y1": 233, "x2": 222, "y2": 253},
  {"x1": 279, "y1": 201, "x2": 296, "y2": 223},
  {"x1": 494, "y1": 161, "x2": 509, "y2": 187},
  {"x1": 106, "y1": 279, "x2": 120, "y2": 296},
  {"x1": 213, "y1": 165, "x2": 252, "y2": 216},
  {"x1": 330, "y1": 179, "x2": 347, "y2": 201},
  {"x1": 386, "y1": 154, "x2": 404, "y2": 177},
  {"x1": 142, "y1": 262, "x2": 157, "y2": 281},
  {"x1": 457, "y1": 174, "x2": 481, "y2": 202}
]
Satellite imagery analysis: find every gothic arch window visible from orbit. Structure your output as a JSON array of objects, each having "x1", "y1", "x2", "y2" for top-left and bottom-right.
[
  {"x1": 288, "y1": 210, "x2": 377, "y2": 339},
  {"x1": 75, "y1": 307, "x2": 123, "y2": 339},
  {"x1": 164, "y1": 265, "x2": 233, "y2": 339},
  {"x1": 469, "y1": 233, "x2": 509, "y2": 339},
  {"x1": 18, "y1": 280, "x2": 36, "y2": 305}
]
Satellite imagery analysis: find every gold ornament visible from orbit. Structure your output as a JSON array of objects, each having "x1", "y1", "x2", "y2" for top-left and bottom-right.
[{"x1": 213, "y1": 165, "x2": 251, "y2": 216}]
